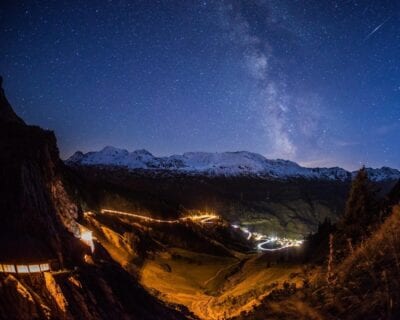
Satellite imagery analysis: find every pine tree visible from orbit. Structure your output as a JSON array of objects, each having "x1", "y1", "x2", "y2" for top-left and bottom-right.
[{"x1": 340, "y1": 166, "x2": 379, "y2": 244}]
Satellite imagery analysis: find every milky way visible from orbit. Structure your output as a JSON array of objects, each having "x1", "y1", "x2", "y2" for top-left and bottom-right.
[{"x1": 1, "y1": 1, "x2": 399, "y2": 169}]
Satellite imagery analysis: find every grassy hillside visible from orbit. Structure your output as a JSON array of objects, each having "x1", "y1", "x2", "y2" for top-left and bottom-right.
[
  {"x1": 233, "y1": 179, "x2": 400, "y2": 320},
  {"x1": 140, "y1": 248, "x2": 304, "y2": 320},
  {"x1": 316, "y1": 205, "x2": 400, "y2": 318}
]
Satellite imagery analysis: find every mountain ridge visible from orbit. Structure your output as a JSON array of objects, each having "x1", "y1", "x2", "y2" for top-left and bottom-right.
[{"x1": 66, "y1": 146, "x2": 400, "y2": 182}]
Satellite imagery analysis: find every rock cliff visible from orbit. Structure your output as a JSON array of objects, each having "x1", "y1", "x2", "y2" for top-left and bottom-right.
[{"x1": 0, "y1": 79, "x2": 189, "y2": 319}]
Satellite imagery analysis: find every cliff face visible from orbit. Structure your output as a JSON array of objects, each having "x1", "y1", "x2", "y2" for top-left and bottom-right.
[
  {"x1": 0, "y1": 83, "x2": 80, "y2": 266},
  {"x1": 0, "y1": 80, "x2": 189, "y2": 319}
]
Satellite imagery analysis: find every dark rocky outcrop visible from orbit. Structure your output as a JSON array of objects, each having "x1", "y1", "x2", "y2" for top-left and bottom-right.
[
  {"x1": 0, "y1": 79, "x2": 190, "y2": 319},
  {"x1": 0, "y1": 77, "x2": 83, "y2": 267}
]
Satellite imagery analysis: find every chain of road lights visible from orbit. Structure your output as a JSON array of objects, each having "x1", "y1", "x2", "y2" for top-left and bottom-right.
[{"x1": 231, "y1": 224, "x2": 303, "y2": 251}]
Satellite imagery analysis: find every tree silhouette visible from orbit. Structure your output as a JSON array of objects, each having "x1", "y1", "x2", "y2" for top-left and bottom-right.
[{"x1": 340, "y1": 166, "x2": 379, "y2": 244}]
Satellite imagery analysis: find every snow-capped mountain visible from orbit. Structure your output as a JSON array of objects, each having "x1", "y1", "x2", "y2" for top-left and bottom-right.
[{"x1": 66, "y1": 146, "x2": 400, "y2": 182}]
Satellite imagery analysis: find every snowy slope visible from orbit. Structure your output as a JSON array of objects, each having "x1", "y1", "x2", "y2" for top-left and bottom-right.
[{"x1": 66, "y1": 146, "x2": 400, "y2": 182}]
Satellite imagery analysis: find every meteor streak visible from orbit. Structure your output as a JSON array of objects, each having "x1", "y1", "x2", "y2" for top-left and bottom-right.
[{"x1": 364, "y1": 17, "x2": 391, "y2": 41}]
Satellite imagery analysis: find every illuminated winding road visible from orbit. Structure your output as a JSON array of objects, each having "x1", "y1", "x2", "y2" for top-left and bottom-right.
[
  {"x1": 95, "y1": 209, "x2": 302, "y2": 252},
  {"x1": 99, "y1": 209, "x2": 219, "y2": 224},
  {"x1": 231, "y1": 224, "x2": 252, "y2": 240},
  {"x1": 256, "y1": 238, "x2": 303, "y2": 251},
  {"x1": 232, "y1": 225, "x2": 302, "y2": 251}
]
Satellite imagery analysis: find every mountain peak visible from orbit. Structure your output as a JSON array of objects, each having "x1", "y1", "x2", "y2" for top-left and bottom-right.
[
  {"x1": 66, "y1": 146, "x2": 400, "y2": 181},
  {"x1": 65, "y1": 146, "x2": 400, "y2": 182},
  {"x1": 67, "y1": 151, "x2": 85, "y2": 163},
  {"x1": 132, "y1": 149, "x2": 153, "y2": 156},
  {"x1": 101, "y1": 146, "x2": 127, "y2": 153}
]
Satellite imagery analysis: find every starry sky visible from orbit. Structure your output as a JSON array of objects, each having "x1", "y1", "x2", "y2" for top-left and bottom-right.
[{"x1": 1, "y1": 1, "x2": 399, "y2": 170}]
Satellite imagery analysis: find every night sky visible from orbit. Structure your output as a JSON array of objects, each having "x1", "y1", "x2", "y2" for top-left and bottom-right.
[{"x1": 1, "y1": 1, "x2": 399, "y2": 170}]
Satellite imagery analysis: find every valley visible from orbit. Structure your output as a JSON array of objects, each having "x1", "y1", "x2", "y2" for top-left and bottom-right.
[
  {"x1": 80, "y1": 207, "x2": 307, "y2": 320},
  {"x1": 65, "y1": 164, "x2": 352, "y2": 238}
]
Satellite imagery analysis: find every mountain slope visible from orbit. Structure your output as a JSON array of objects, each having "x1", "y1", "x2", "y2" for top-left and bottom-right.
[
  {"x1": 66, "y1": 146, "x2": 400, "y2": 182},
  {"x1": 65, "y1": 164, "x2": 350, "y2": 238},
  {"x1": 329, "y1": 205, "x2": 400, "y2": 318}
]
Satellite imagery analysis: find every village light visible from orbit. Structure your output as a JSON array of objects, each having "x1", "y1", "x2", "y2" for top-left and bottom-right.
[
  {"x1": 80, "y1": 229, "x2": 94, "y2": 253},
  {"x1": 76, "y1": 224, "x2": 95, "y2": 253},
  {"x1": 81, "y1": 230, "x2": 93, "y2": 242}
]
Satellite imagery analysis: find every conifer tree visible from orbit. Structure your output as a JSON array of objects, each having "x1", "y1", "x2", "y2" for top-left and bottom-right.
[{"x1": 340, "y1": 166, "x2": 379, "y2": 244}]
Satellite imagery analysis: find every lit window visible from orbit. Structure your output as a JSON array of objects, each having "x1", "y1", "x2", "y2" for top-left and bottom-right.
[
  {"x1": 16, "y1": 265, "x2": 29, "y2": 273},
  {"x1": 3, "y1": 264, "x2": 16, "y2": 273},
  {"x1": 28, "y1": 265, "x2": 41, "y2": 273},
  {"x1": 39, "y1": 264, "x2": 50, "y2": 271}
]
